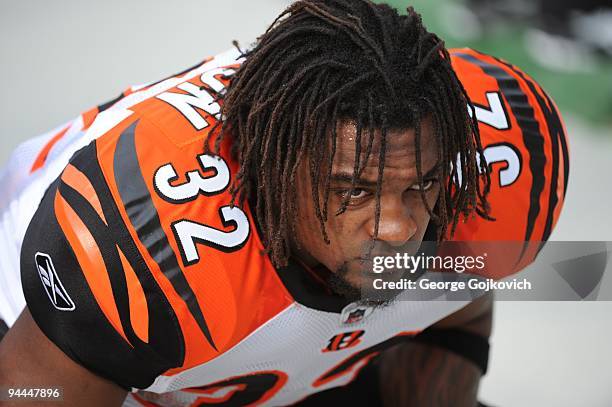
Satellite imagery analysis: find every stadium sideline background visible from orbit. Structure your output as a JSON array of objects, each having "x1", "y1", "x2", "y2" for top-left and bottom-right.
[{"x1": 1, "y1": 1, "x2": 611, "y2": 405}]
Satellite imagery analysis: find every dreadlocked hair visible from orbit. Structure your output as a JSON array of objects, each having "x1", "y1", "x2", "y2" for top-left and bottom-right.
[{"x1": 211, "y1": 0, "x2": 491, "y2": 268}]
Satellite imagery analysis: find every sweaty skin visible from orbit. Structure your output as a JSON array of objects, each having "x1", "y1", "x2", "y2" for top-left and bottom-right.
[{"x1": 291, "y1": 117, "x2": 440, "y2": 295}]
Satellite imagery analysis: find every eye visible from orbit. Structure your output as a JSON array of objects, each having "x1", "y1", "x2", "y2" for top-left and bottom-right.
[
  {"x1": 347, "y1": 188, "x2": 369, "y2": 199},
  {"x1": 409, "y1": 179, "x2": 436, "y2": 192},
  {"x1": 336, "y1": 188, "x2": 372, "y2": 204}
]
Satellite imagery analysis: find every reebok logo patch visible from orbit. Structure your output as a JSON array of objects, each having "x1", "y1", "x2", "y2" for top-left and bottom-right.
[{"x1": 35, "y1": 252, "x2": 75, "y2": 311}]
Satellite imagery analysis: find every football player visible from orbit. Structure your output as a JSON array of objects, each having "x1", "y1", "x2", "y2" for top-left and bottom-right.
[{"x1": 0, "y1": 1, "x2": 568, "y2": 406}]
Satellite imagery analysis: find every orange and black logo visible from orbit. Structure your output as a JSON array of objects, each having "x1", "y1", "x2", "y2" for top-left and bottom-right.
[{"x1": 323, "y1": 330, "x2": 365, "y2": 352}]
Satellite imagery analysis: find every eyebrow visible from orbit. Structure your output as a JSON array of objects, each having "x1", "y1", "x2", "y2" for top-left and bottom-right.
[{"x1": 330, "y1": 163, "x2": 441, "y2": 187}]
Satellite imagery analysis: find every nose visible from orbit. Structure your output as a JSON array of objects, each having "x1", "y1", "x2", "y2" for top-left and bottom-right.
[{"x1": 365, "y1": 196, "x2": 418, "y2": 246}]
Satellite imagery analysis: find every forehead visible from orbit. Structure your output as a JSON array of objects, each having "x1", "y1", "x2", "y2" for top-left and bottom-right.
[{"x1": 332, "y1": 117, "x2": 438, "y2": 170}]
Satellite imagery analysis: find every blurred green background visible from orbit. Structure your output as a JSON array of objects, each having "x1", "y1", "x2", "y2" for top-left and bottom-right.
[{"x1": 384, "y1": 0, "x2": 612, "y2": 127}]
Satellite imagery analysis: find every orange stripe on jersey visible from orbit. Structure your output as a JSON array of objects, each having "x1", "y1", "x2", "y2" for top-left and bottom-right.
[
  {"x1": 118, "y1": 246, "x2": 149, "y2": 343},
  {"x1": 60, "y1": 164, "x2": 107, "y2": 224},
  {"x1": 184, "y1": 371, "x2": 288, "y2": 407},
  {"x1": 54, "y1": 190, "x2": 131, "y2": 346},
  {"x1": 552, "y1": 141, "x2": 566, "y2": 228},
  {"x1": 187, "y1": 384, "x2": 247, "y2": 404},
  {"x1": 82, "y1": 107, "x2": 99, "y2": 129},
  {"x1": 30, "y1": 125, "x2": 70, "y2": 173}
]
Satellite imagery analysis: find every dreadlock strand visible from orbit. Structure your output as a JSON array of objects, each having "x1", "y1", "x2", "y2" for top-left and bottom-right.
[
  {"x1": 372, "y1": 116, "x2": 388, "y2": 241},
  {"x1": 321, "y1": 97, "x2": 341, "y2": 222},
  {"x1": 337, "y1": 98, "x2": 367, "y2": 215}
]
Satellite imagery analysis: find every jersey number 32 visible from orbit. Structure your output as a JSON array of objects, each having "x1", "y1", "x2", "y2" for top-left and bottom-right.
[{"x1": 154, "y1": 154, "x2": 250, "y2": 266}]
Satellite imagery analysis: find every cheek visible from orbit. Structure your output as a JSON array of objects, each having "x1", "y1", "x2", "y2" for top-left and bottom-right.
[
  {"x1": 291, "y1": 174, "x2": 369, "y2": 266},
  {"x1": 295, "y1": 204, "x2": 362, "y2": 266},
  {"x1": 292, "y1": 193, "x2": 341, "y2": 265},
  {"x1": 294, "y1": 202, "x2": 320, "y2": 249},
  {"x1": 405, "y1": 186, "x2": 440, "y2": 225},
  {"x1": 325, "y1": 195, "x2": 371, "y2": 239},
  {"x1": 428, "y1": 183, "x2": 441, "y2": 208}
]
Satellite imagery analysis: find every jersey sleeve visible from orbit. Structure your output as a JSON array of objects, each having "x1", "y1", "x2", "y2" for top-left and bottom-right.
[
  {"x1": 20, "y1": 134, "x2": 185, "y2": 390},
  {"x1": 20, "y1": 52, "x2": 297, "y2": 390},
  {"x1": 448, "y1": 48, "x2": 569, "y2": 277},
  {"x1": 19, "y1": 51, "x2": 287, "y2": 389}
]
